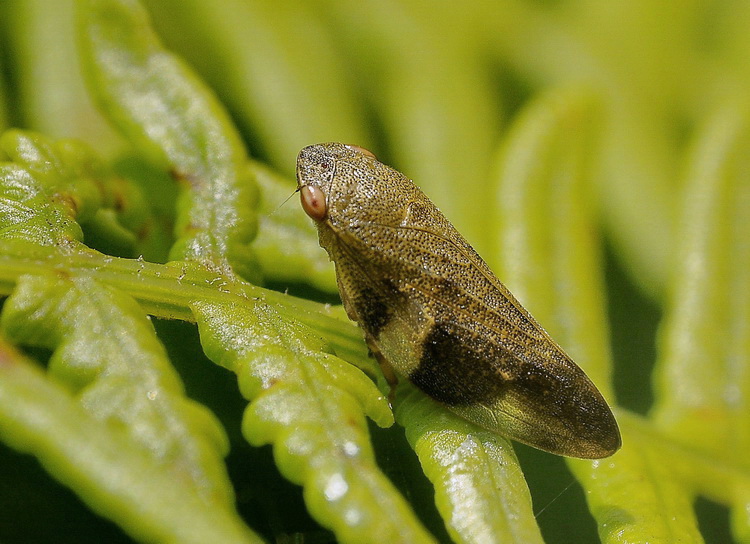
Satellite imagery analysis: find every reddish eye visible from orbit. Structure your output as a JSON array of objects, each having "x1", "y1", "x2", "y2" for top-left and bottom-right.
[
  {"x1": 300, "y1": 185, "x2": 328, "y2": 221},
  {"x1": 345, "y1": 144, "x2": 377, "y2": 160}
]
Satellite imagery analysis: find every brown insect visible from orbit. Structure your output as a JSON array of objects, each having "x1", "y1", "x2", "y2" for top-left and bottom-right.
[{"x1": 296, "y1": 142, "x2": 620, "y2": 459}]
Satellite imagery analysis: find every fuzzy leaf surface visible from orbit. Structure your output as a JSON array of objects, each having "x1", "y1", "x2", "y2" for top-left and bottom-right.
[
  {"x1": 192, "y1": 300, "x2": 439, "y2": 544},
  {"x1": 0, "y1": 337, "x2": 261, "y2": 544}
]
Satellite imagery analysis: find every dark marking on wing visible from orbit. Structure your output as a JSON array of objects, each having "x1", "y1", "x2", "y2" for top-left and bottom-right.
[
  {"x1": 410, "y1": 322, "x2": 517, "y2": 406},
  {"x1": 411, "y1": 318, "x2": 579, "y2": 413},
  {"x1": 331, "y1": 240, "x2": 401, "y2": 340},
  {"x1": 354, "y1": 282, "x2": 394, "y2": 339},
  {"x1": 411, "y1": 320, "x2": 620, "y2": 456}
]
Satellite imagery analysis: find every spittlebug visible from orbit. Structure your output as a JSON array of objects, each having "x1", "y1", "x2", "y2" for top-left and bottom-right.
[{"x1": 296, "y1": 142, "x2": 621, "y2": 459}]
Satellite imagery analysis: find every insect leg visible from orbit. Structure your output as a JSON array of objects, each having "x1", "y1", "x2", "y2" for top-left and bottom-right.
[{"x1": 365, "y1": 335, "x2": 399, "y2": 405}]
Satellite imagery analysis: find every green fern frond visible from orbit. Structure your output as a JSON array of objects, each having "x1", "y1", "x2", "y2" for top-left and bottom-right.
[{"x1": 1, "y1": 0, "x2": 748, "y2": 543}]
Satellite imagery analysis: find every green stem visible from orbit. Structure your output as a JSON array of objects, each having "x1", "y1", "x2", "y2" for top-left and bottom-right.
[{"x1": 0, "y1": 242, "x2": 374, "y2": 375}]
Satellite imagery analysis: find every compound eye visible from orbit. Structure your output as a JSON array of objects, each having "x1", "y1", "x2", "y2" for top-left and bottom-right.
[
  {"x1": 300, "y1": 184, "x2": 327, "y2": 221},
  {"x1": 345, "y1": 144, "x2": 377, "y2": 160}
]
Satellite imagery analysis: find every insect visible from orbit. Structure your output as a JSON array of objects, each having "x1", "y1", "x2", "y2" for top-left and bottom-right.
[{"x1": 296, "y1": 142, "x2": 621, "y2": 459}]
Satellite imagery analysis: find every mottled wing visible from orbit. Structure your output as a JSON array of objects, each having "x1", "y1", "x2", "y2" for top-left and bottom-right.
[{"x1": 329, "y1": 207, "x2": 620, "y2": 458}]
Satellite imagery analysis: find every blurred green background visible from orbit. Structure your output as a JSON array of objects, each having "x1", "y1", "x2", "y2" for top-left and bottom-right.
[{"x1": 1, "y1": 0, "x2": 747, "y2": 542}]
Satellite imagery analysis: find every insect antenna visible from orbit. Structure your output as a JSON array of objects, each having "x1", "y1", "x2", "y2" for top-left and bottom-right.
[{"x1": 269, "y1": 187, "x2": 301, "y2": 216}]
